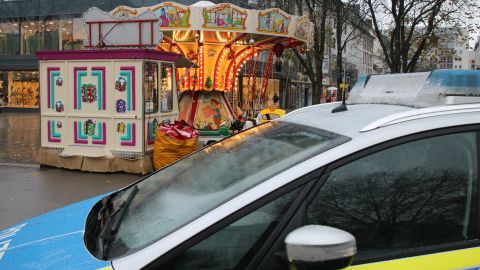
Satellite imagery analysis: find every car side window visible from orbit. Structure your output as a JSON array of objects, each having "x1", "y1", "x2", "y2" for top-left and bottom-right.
[
  {"x1": 306, "y1": 132, "x2": 478, "y2": 261},
  {"x1": 164, "y1": 187, "x2": 303, "y2": 270}
]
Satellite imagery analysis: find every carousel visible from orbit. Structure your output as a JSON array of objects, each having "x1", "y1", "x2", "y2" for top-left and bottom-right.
[
  {"x1": 84, "y1": 1, "x2": 314, "y2": 142},
  {"x1": 36, "y1": 1, "x2": 314, "y2": 174}
]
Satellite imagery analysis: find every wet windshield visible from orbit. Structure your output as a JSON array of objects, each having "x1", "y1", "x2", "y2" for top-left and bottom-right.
[{"x1": 85, "y1": 121, "x2": 349, "y2": 260}]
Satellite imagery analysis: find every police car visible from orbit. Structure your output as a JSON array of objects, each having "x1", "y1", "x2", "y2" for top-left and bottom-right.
[{"x1": 1, "y1": 69, "x2": 480, "y2": 270}]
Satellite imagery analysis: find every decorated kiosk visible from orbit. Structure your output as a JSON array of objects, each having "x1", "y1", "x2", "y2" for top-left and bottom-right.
[{"x1": 37, "y1": 9, "x2": 194, "y2": 174}]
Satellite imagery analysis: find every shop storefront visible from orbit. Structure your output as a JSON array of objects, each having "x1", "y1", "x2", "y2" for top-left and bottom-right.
[
  {"x1": 287, "y1": 80, "x2": 312, "y2": 109},
  {"x1": 0, "y1": 71, "x2": 39, "y2": 108},
  {"x1": 0, "y1": 16, "x2": 84, "y2": 110},
  {"x1": 0, "y1": 0, "x2": 251, "y2": 112}
]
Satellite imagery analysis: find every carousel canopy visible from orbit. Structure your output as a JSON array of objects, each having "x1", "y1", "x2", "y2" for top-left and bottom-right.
[
  {"x1": 83, "y1": 1, "x2": 313, "y2": 48},
  {"x1": 82, "y1": 2, "x2": 313, "y2": 92}
]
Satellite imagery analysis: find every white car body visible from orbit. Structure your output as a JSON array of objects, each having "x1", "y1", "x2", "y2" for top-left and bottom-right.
[{"x1": 113, "y1": 99, "x2": 480, "y2": 269}]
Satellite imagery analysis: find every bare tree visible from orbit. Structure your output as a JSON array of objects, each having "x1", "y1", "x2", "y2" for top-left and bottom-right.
[
  {"x1": 363, "y1": 0, "x2": 479, "y2": 73},
  {"x1": 291, "y1": 0, "x2": 329, "y2": 104},
  {"x1": 257, "y1": 0, "x2": 329, "y2": 104},
  {"x1": 332, "y1": 0, "x2": 369, "y2": 97}
]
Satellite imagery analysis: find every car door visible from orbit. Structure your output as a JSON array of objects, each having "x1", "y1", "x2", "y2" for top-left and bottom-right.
[
  {"x1": 141, "y1": 174, "x2": 319, "y2": 270},
  {"x1": 144, "y1": 126, "x2": 480, "y2": 270},
  {"x1": 299, "y1": 126, "x2": 480, "y2": 270}
]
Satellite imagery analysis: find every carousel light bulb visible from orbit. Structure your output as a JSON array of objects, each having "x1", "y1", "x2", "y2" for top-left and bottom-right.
[{"x1": 249, "y1": 38, "x2": 255, "y2": 45}]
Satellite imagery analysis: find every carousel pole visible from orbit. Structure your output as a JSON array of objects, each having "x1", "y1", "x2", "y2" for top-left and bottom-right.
[
  {"x1": 194, "y1": 32, "x2": 200, "y2": 91},
  {"x1": 248, "y1": 36, "x2": 255, "y2": 117}
]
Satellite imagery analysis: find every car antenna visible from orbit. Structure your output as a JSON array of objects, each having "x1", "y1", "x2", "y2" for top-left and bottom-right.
[{"x1": 332, "y1": 87, "x2": 348, "y2": 113}]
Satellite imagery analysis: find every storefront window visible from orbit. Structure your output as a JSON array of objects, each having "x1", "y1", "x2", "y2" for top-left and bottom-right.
[
  {"x1": 60, "y1": 18, "x2": 83, "y2": 50},
  {"x1": 0, "y1": 20, "x2": 20, "y2": 55},
  {"x1": 1, "y1": 71, "x2": 39, "y2": 108},
  {"x1": 10, "y1": 16, "x2": 85, "y2": 55},
  {"x1": 70, "y1": 18, "x2": 86, "y2": 50},
  {"x1": 22, "y1": 20, "x2": 52, "y2": 54},
  {"x1": 144, "y1": 62, "x2": 159, "y2": 113},
  {"x1": 0, "y1": 72, "x2": 8, "y2": 106},
  {"x1": 160, "y1": 62, "x2": 174, "y2": 112}
]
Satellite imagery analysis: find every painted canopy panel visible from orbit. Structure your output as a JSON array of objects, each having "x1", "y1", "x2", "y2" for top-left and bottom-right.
[{"x1": 82, "y1": 2, "x2": 313, "y2": 46}]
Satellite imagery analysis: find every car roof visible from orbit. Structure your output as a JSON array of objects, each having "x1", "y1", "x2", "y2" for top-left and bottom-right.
[
  {"x1": 281, "y1": 69, "x2": 480, "y2": 138},
  {"x1": 282, "y1": 103, "x2": 413, "y2": 138},
  {"x1": 282, "y1": 102, "x2": 480, "y2": 138}
]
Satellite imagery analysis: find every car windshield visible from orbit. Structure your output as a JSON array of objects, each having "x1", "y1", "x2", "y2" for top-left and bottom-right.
[{"x1": 86, "y1": 121, "x2": 350, "y2": 259}]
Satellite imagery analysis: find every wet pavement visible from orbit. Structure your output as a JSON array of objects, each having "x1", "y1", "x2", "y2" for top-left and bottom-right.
[
  {"x1": 0, "y1": 112, "x2": 140, "y2": 230},
  {"x1": 0, "y1": 165, "x2": 139, "y2": 229},
  {"x1": 0, "y1": 112, "x2": 40, "y2": 164}
]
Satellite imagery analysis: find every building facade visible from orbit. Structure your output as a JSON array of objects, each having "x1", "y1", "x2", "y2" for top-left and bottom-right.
[
  {"x1": 422, "y1": 27, "x2": 474, "y2": 71},
  {"x1": 329, "y1": 19, "x2": 375, "y2": 88},
  {"x1": 0, "y1": 0, "x2": 246, "y2": 109},
  {"x1": 289, "y1": 2, "x2": 375, "y2": 106}
]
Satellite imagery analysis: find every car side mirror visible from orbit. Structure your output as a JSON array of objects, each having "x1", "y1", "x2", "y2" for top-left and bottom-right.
[{"x1": 285, "y1": 225, "x2": 356, "y2": 270}]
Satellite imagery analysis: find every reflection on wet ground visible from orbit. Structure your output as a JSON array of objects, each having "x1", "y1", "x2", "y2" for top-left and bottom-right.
[
  {"x1": 0, "y1": 112, "x2": 40, "y2": 164},
  {"x1": 0, "y1": 113, "x2": 140, "y2": 230}
]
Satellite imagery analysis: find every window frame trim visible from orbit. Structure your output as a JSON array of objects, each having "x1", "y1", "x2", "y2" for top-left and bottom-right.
[
  {"x1": 307, "y1": 124, "x2": 480, "y2": 266},
  {"x1": 159, "y1": 61, "x2": 174, "y2": 113},
  {"x1": 144, "y1": 61, "x2": 159, "y2": 114}
]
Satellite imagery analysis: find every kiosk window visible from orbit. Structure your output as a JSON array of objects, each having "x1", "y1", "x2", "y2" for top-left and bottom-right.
[
  {"x1": 160, "y1": 63, "x2": 173, "y2": 112},
  {"x1": 144, "y1": 62, "x2": 158, "y2": 113}
]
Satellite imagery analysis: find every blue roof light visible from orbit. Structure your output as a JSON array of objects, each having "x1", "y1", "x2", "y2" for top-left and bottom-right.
[
  {"x1": 351, "y1": 75, "x2": 368, "y2": 92},
  {"x1": 426, "y1": 69, "x2": 480, "y2": 94},
  {"x1": 348, "y1": 69, "x2": 480, "y2": 107}
]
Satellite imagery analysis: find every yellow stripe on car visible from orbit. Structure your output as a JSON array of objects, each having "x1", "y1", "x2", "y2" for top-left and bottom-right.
[{"x1": 348, "y1": 247, "x2": 480, "y2": 270}]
